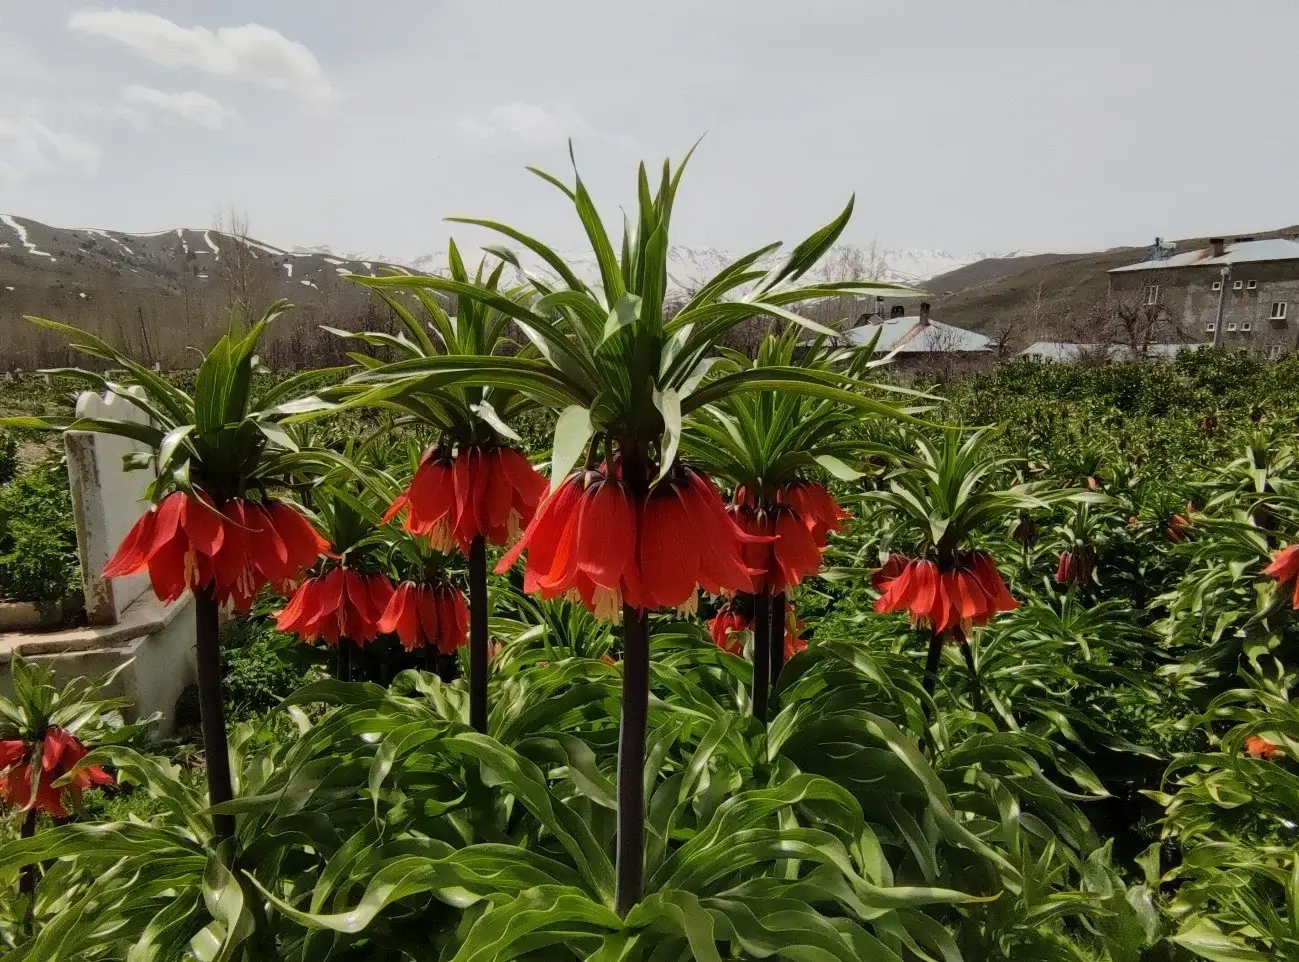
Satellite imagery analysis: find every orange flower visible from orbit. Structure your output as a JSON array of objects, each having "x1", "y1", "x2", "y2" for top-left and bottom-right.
[
  {"x1": 1245, "y1": 735, "x2": 1283, "y2": 760},
  {"x1": 709, "y1": 597, "x2": 808, "y2": 659},
  {"x1": 728, "y1": 481, "x2": 846, "y2": 593},
  {"x1": 0, "y1": 729, "x2": 112, "y2": 819},
  {"x1": 104, "y1": 491, "x2": 330, "y2": 612},
  {"x1": 780, "y1": 481, "x2": 850, "y2": 546},
  {"x1": 378, "y1": 581, "x2": 469, "y2": 654},
  {"x1": 498, "y1": 464, "x2": 757, "y2": 620},
  {"x1": 384, "y1": 445, "x2": 548, "y2": 553},
  {"x1": 873, "y1": 551, "x2": 1018, "y2": 634},
  {"x1": 708, "y1": 601, "x2": 750, "y2": 655},
  {"x1": 1264, "y1": 544, "x2": 1299, "y2": 609},
  {"x1": 277, "y1": 567, "x2": 395, "y2": 645}
]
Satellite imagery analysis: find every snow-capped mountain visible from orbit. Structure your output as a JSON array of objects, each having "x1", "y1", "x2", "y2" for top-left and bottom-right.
[
  {"x1": 0, "y1": 211, "x2": 1023, "y2": 316},
  {"x1": 292, "y1": 242, "x2": 1022, "y2": 290}
]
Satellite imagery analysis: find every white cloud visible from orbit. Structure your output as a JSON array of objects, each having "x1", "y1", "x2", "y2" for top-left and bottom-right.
[
  {"x1": 121, "y1": 85, "x2": 235, "y2": 129},
  {"x1": 456, "y1": 102, "x2": 591, "y2": 148},
  {"x1": 0, "y1": 118, "x2": 101, "y2": 182},
  {"x1": 67, "y1": 9, "x2": 332, "y2": 104}
]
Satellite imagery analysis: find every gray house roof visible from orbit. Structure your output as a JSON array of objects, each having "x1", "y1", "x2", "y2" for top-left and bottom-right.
[
  {"x1": 1020, "y1": 341, "x2": 1205, "y2": 362},
  {"x1": 833, "y1": 315, "x2": 992, "y2": 354},
  {"x1": 1110, "y1": 238, "x2": 1299, "y2": 273}
]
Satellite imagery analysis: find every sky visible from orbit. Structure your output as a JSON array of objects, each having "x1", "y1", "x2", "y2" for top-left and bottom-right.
[{"x1": 3, "y1": 1, "x2": 1299, "y2": 261}]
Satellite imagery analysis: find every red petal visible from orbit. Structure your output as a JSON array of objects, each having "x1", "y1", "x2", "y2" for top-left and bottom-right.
[
  {"x1": 1264, "y1": 544, "x2": 1299, "y2": 583},
  {"x1": 276, "y1": 578, "x2": 316, "y2": 633},
  {"x1": 268, "y1": 501, "x2": 329, "y2": 574},
  {"x1": 146, "y1": 537, "x2": 189, "y2": 603},
  {"x1": 416, "y1": 587, "x2": 441, "y2": 648},
  {"x1": 576, "y1": 479, "x2": 635, "y2": 587},
  {"x1": 972, "y1": 553, "x2": 1018, "y2": 613},
  {"x1": 499, "y1": 448, "x2": 547, "y2": 518},
  {"x1": 181, "y1": 493, "x2": 224, "y2": 558},
  {"x1": 773, "y1": 510, "x2": 821, "y2": 591},
  {"x1": 496, "y1": 475, "x2": 577, "y2": 576},
  {"x1": 638, "y1": 484, "x2": 699, "y2": 609},
  {"x1": 145, "y1": 491, "x2": 187, "y2": 559},
  {"x1": 951, "y1": 569, "x2": 987, "y2": 621},
  {"x1": 483, "y1": 450, "x2": 514, "y2": 533},
  {"x1": 530, "y1": 477, "x2": 587, "y2": 592},
  {"x1": 103, "y1": 508, "x2": 157, "y2": 578},
  {"x1": 0, "y1": 739, "x2": 27, "y2": 769},
  {"x1": 909, "y1": 561, "x2": 938, "y2": 619},
  {"x1": 377, "y1": 582, "x2": 409, "y2": 636},
  {"x1": 451, "y1": 449, "x2": 476, "y2": 547},
  {"x1": 380, "y1": 491, "x2": 409, "y2": 525},
  {"x1": 680, "y1": 471, "x2": 753, "y2": 595},
  {"x1": 930, "y1": 571, "x2": 956, "y2": 632}
]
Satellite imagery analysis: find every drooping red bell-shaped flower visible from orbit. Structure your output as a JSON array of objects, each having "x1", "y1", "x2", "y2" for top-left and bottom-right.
[
  {"x1": 1055, "y1": 548, "x2": 1096, "y2": 586},
  {"x1": 105, "y1": 491, "x2": 330, "y2": 612},
  {"x1": 384, "y1": 445, "x2": 547, "y2": 553},
  {"x1": 728, "y1": 480, "x2": 846, "y2": 594},
  {"x1": 781, "y1": 480, "x2": 850, "y2": 546},
  {"x1": 378, "y1": 581, "x2": 469, "y2": 654},
  {"x1": 708, "y1": 601, "x2": 750, "y2": 655},
  {"x1": 1264, "y1": 543, "x2": 1299, "y2": 609},
  {"x1": 730, "y1": 503, "x2": 820, "y2": 594},
  {"x1": 498, "y1": 463, "x2": 756, "y2": 620},
  {"x1": 873, "y1": 551, "x2": 1018, "y2": 634},
  {"x1": 0, "y1": 728, "x2": 113, "y2": 819},
  {"x1": 708, "y1": 596, "x2": 808, "y2": 659},
  {"x1": 277, "y1": 567, "x2": 396, "y2": 645}
]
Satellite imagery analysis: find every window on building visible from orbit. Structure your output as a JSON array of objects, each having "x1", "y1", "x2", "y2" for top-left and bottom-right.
[
  {"x1": 1205, "y1": 321, "x2": 1216, "y2": 332},
  {"x1": 1233, "y1": 280, "x2": 1244, "y2": 291},
  {"x1": 1212, "y1": 280, "x2": 1222, "y2": 291},
  {"x1": 1247, "y1": 280, "x2": 1258, "y2": 290},
  {"x1": 1269, "y1": 345, "x2": 1285, "y2": 361},
  {"x1": 1144, "y1": 285, "x2": 1160, "y2": 305},
  {"x1": 1242, "y1": 322, "x2": 1252, "y2": 332},
  {"x1": 1271, "y1": 301, "x2": 1288, "y2": 320},
  {"x1": 1227, "y1": 322, "x2": 1238, "y2": 332}
]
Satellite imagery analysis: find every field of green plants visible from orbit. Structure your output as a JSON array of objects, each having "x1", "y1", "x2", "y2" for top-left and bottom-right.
[{"x1": 1, "y1": 155, "x2": 1298, "y2": 961}]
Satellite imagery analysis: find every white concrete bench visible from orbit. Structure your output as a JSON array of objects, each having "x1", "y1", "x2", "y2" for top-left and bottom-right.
[{"x1": 0, "y1": 389, "x2": 197, "y2": 731}]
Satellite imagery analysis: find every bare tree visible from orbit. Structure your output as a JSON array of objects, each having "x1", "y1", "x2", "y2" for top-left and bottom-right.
[
  {"x1": 213, "y1": 206, "x2": 272, "y2": 326},
  {"x1": 806, "y1": 241, "x2": 893, "y2": 332},
  {"x1": 987, "y1": 321, "x2": 1016, "y2": 361},
  {"x1": 1109, "y1": 294, "x2": 1184, "y2": 359},
  {"x1": 912, "y1": 324, "x2": 966, "y2": 383}
]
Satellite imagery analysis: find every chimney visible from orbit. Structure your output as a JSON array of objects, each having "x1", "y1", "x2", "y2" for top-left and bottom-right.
[
  {"x1": 1210, "y1": 237, "x2": 1226, "y2": 257},
  {"x1": 919, "y1": 302, "x2": 931, "y2": 326},
  {"x1": 875, "y1": 295, "x2": 884, "y2": 317}
]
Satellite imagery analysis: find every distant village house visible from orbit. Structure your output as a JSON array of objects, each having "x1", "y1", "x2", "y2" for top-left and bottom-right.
[
  {"x1": 827, "y1": 302, "x2": 992, "y2": 366},
  {"x1": 1108, "y1": 236, "x2": 1299, "y2": 359}
]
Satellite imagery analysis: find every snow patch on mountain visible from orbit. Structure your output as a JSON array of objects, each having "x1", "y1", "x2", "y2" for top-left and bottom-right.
[{"x1": 1, "y1": 215, "x2": 55, "y2": 260}]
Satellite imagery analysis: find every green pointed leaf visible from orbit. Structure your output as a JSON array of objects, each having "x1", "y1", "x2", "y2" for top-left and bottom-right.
[
  {"x1": 814, "y1": 454, "x2": 864, "y2": 481},
  {"x1": 653, "y1": 386, "x2": 682, "y2": 481},
  {"x1": 551, "y1": 405, "x2": 593, "y2": 489}
]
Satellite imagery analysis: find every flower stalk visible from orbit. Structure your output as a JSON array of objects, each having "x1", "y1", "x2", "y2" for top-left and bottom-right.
[
  {"x1": 751, "y1": 588, "x2": 772, "y2": 723},
  {"x1": 194, "y1": 586, "x2": 235, "y2": 841},
  {"x1": 469, "y1": 535, "x2": 489, "y2": 734},
  {"x1": 615, "y1": 441, "x2": 649, "y2": 917},
  {"x1": 769, "y1": 590, "x2": 788, "y2": 699}
]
